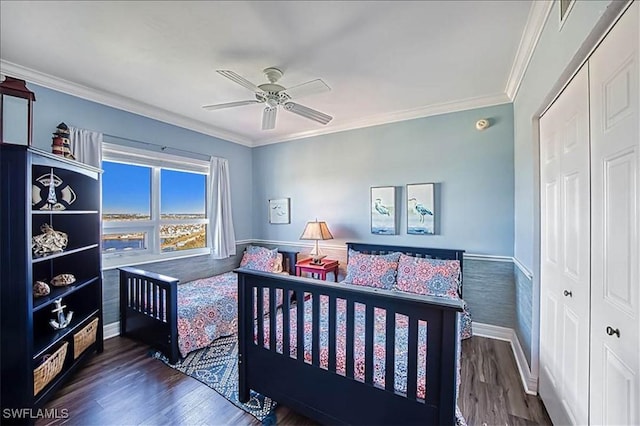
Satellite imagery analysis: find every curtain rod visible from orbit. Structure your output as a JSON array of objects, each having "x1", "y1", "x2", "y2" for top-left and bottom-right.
[{"x1": 103, "y1": 133, "x2": 212, "y2": 161}]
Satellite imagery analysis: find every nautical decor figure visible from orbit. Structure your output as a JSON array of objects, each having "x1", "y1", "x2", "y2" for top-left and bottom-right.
[
  {"x1": 47, "y1": 168, "x2": 57, "y2": 206},
  {"x1": 51, "y1": 122, "x2": 74, "y2": 159},
  {"x1": 50, "y1": 298, "x2": 73, "y2": 330}
]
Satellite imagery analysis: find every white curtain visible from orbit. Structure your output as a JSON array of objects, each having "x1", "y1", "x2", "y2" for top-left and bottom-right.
[
  {"x1": 69, "y1": 127, "x2": 102, "y2": 168},
  {"x1": 209, "y1": 157, "x2": 236, "y2": 259}
]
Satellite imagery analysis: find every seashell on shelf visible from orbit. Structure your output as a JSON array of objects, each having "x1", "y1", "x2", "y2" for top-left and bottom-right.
[
  {"x1": 32, "y1": 223, "x2": 68, "y2": 256},
  {"x1": 50, "y1": 274, "x2": 76, "y2": 287},
  {"x1": 33, "y1": 281, "x2": 51, "y2": 297}
]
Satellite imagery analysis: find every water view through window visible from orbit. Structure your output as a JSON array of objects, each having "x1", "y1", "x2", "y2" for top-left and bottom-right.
[{"x1": 102, "y1": 161, "x2": 206, "y2": 253}]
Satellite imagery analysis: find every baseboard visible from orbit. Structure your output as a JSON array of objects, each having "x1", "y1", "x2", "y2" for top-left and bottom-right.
[
  {"x1": 472, "y1": 322, "x2": 538, "y2": 395},
  {"x1": 103, "y1": 318, "x2": 537, "y2": 393},
  {"x1": 103, "y1": 321, "x2": 120, "y2": 340}
]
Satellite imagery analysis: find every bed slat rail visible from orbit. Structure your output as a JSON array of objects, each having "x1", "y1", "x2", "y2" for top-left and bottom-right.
[
  {"x1": 119, "y1": 266, "x2": 180, "y2": 363},
  {"x1": 237, "y1": 269, "x2": 463, "y2": 425}
]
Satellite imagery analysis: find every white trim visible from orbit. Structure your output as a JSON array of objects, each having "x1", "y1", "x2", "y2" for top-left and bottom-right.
[
  {"x1": 472, "y1": 322, "x2": 538, "y2": 395},
  {"x1": 102, "y1": 248, "x2": 210, "y2": 270},
  {"x1": 103, "y1": 142, "x2": 210, "y2": 173},
  {"x1": 513, "y1": 256, "x2": 534, "y2": 280},
  {"x1": 558, "y1": 0, "x2": 577, "y2": 30},
  {"x1": 103, "y1": 240, "x2": 253, "y2": 270},
  {"x1": 103, "y1": 322, "x2": 120, "y2": 340},
  {"x1": 463, "y1": 253, "x2": 513, "y2": 262},
  {"x1": 505, "y1": 1, "x2": 554, "y2": 100},
  {"x1": 253, "y1": 94, "x2": 511, "y2": 146},
  {"x1": 1, "y1": 60, "x2": 508, "y2": 148},
  {"x1": 0, "y1": 60, "x2": 254, "y2": 147}
]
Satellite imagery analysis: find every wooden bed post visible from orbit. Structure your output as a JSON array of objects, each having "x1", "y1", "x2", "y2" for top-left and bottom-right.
[
  {"x1": 166, "y1": 284, "x2": 179, "y2": 364},
  {"x1": 119, "y1": 270, "x2": 128, "y2": 336},
  {"x1": 438, "y1": 309, "x2": 460, "y2": 425},
  {"x1": 237, "y1": 272, "x2": 250, "y2": 403}
]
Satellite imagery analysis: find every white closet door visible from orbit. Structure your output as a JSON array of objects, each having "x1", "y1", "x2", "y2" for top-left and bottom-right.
[
  {"x1": 589, "y1": 2, "x2": 639, "y2": 424},
  {"x1": 539, "y1": 64, "x2": 591, "y2": 426}
]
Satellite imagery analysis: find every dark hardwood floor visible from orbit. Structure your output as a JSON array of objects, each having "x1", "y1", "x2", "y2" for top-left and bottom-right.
[{"x1": 37, "y1": 336, "x2": 550, "y2": 425}]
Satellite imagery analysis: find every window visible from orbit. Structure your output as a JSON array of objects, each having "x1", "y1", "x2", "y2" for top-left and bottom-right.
[{"x1": 102, "y1": 143, "x2": 210, "y2": 268}]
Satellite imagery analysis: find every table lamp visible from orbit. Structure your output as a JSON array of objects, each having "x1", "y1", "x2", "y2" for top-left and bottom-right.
[{"x1": 300, "y1": 220, "x2": 333, "y2": 265}]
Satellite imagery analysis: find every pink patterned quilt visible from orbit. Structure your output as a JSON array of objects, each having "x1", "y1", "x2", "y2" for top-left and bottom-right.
[
  {"x1": 259, "y1": 295, "x2": 463, "y2": 400},
  {"x1": 177, "y1": 272, "x2": 287, "y2": 357},
  {"x1": 176, "y1": 272, "x2": 238, "y2": 357}
]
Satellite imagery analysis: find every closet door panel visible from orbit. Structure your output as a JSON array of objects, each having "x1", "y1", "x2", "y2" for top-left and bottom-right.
[
  {"x1": 589, "y1": 2, "x2": 639, "y2": 425},
  {"x1": 539, "y1": 64, "x2": 591, "y2": 426}
]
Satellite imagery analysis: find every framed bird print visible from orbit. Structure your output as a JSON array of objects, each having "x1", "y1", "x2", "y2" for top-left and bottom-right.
[
  {"x1": 407, "y1": 183, "x2": 435, "y2": 235},
  {"x1": 371, "y1": 186, "x2": 397, "y2": 235},
  {"x1": 269, "y1": 198, "x2": 290, "y2": 224}
]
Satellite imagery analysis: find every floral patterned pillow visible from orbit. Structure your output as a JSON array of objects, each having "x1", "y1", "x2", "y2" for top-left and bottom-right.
[
  {"x1": 343, "y1": 249, "x2": 401, "y2": 290},
  {"x1": 240, "y1": 245, "x2": 279, "y2": 272},
  {"x1": 395, "y1": 254, "x2": 461, "y2": 298}
]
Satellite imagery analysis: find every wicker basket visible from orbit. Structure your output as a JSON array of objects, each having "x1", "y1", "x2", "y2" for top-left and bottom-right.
[
  {"x1": 33, "y1": 341, "x2": 68, "y2": 396},
  {"x1": 73, "y1": 317, "x2": 99, "y2": 359}
]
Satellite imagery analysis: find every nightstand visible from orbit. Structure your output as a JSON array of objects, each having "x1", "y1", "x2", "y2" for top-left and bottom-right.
[{"x1": 295, "y1": 258, "x2": 339, "y2": 282}]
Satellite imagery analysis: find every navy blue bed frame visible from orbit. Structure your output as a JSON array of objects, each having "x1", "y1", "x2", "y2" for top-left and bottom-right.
[
  {"x1": 119, "y1": 250, "x2": 299, "y2": 364},
  {"x1": 236, "y1": 242, "x2": 465, "y2": 425}
]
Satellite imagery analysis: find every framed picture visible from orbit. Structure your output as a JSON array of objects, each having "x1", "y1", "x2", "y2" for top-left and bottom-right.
[
  {"x1": 407, "y1": 183, "x2": 435, "y2": 235},
  {"x1": 371, "y1": 186, "x2": 397, "y2": 235},
  {"x1": 269, "y1": 198, "x2": 290, "y2": 224}
]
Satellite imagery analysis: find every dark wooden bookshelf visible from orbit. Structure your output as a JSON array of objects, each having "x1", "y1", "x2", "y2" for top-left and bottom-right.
[{"x1": 0, "y1": 144, "x2": 104, "y2": 423}]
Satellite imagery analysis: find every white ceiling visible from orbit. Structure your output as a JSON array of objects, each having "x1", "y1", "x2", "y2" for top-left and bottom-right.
[{"x1": 0, "y1": 1, "x2": 539, "y2": 147}]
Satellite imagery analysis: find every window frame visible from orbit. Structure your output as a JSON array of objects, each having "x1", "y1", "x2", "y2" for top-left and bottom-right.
[{"x1": 102, "y1": 142, "x2": 210, "y2": 269}]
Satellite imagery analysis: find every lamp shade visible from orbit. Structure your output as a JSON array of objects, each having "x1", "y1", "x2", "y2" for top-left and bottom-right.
[{"x1": 300, "y1": 221, "x2": 333, "y2": 241}]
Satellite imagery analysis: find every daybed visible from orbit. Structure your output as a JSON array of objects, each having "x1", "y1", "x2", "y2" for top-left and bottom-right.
[
  {"x1": 119, "y1": 247, "x2": 298, "y2": 363},
  {"x1": 236, "y1": 242, "x2": 468, "y2": 425}
]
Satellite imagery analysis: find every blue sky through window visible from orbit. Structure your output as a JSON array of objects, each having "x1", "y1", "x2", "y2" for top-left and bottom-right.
[
  {"x1": 103, "y1": 162, "x2": 206, "y2": 215},
  {"x1": 161, "y1": 169, "x2": 205, "y2": 215},
  {"x1": 103, "y1": 162, "x2": 150, "y2": 215}
]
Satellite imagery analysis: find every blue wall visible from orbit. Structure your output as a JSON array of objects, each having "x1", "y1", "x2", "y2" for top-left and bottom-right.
[
  {"x1": 21, "y1": 82, "x2": 523, "y2": 353},
  {"x1": 253, "y1": 103, "x2": 515, "y2": 256},
  {"x1": 26, "y1": 84, "x2": 254, "y2": 241}
]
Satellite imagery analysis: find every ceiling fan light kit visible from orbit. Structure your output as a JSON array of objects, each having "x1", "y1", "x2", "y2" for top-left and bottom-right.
[{"x1": 203, "y1": 67, "x2": 333, "y2": 130}]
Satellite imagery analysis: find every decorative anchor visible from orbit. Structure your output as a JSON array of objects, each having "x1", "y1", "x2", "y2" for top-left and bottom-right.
[
  {"x1": 46, "y1": 168, "x2": 57, "y2": 206},
  {"x1": 49, "y1": 298, "x2": 73, "y2": 330}
]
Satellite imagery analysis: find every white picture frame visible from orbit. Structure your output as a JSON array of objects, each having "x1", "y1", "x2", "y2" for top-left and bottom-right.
[{"x1": 269, "y1": 198, "x2": 290, "y2": 224}]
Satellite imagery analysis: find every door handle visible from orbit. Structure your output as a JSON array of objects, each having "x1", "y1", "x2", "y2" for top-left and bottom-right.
[
  {"x1": 563, "y1": 290, "x2": 572, "y2": 297},
  {"x1": 606, "y1": 326, "x2": 620, "y2": 338}
]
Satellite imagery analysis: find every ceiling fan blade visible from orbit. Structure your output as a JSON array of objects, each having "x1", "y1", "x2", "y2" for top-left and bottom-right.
[
  {"x1": 202, "y1": 100, "x2": 261, "y2": 111},
  {"x1": 216, "y1": 70, "x2": 263, "y2": 93},
  {"x1": 262, "y1": 107, "x2": 277, "y2": 130},
  {"x1": 284, "y1": 102, "x2": 332, "y2": 125},
  {"x1": 284, "y1": 79, "x2": 331, "y2": 100}
]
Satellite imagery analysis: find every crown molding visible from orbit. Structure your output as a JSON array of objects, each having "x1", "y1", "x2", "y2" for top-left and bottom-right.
[
  {"x1": 505, "y1": 0, "x2": 554, "y2": 101},
  {"x1": 2, "y1": 60, "x2": 510, "y2": 149},
  {"x1": 0, "y1": 60, "x2": 254, "y2": 147},
  {"x1": 253, "y1": 93, "x2": 511, "y2": 146}
]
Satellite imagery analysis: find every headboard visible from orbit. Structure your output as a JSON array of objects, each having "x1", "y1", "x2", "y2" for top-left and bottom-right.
[{"x1": 345, "y1": 242, "x2": 465, "y2": 297}]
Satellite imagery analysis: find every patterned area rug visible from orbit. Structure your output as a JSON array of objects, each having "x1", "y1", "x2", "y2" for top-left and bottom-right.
[{"x1": 152, "y1": 335, "x2": 277, "y2": 425}]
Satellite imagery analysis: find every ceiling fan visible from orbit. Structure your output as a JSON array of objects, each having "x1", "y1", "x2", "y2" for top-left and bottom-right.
[{"x1": 203, "y1": 67, "x2": 333, "y2": 130}]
